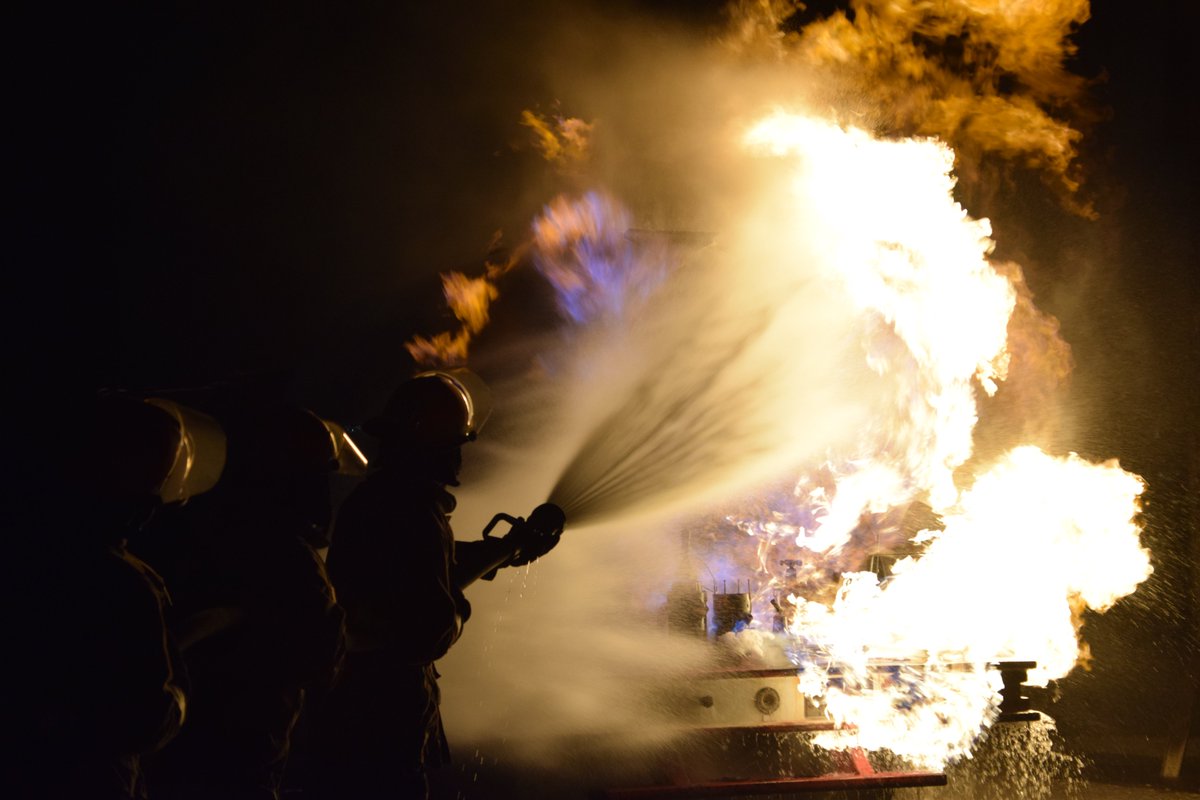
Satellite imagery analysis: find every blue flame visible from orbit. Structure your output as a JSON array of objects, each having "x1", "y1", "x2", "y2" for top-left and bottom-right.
[{"x1": 531, "y1": 191, "x2": 667, "y2": 325}]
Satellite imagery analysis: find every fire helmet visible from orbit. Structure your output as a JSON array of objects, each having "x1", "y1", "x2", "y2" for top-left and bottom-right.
[
  {"x1": 78, "y1": 394, "x2": 227, "y2": 505},
  {"x1": 364, "y1": 368, "x2": 493, "y2": 447},
  {"x1": 216, "y1": 402, "x2": 369, "y2": 487},
  {"x1": 144, "y1": 398, "x2": 227, "y2": 503},
  {"x1": 321, "y1": 417, "x2": 370, "y2": 476}
]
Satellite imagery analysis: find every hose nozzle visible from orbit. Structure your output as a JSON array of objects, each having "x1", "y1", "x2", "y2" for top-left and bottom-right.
[
  {"x1": 527, "y1": 502, "x2": 566, "y2": 538},
  {"x1": 479, "y1": 502, "x2": 567, "y2": 571}
]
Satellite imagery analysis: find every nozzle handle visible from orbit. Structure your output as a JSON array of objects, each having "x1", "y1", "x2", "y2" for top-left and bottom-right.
[{"x1": 481, "y1": 512, "x2": 520, "y2": 539}]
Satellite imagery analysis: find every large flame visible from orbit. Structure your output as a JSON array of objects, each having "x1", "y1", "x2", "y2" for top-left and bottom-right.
[
  {"x1": 726, "y1": 111, "x2": 1150, "y2": 766},
  {"x1": 742, "y1": 111, "x2": 1014, "y2": 529},
  {"x1": 525, "y1": 110, "x2": 1150, "y2": 767},
  {"x1": 788, "y1": 446, "x2": 1148, "y2": 766},
  {"x1": 869, "y1": 447, "x2": 1150, "y2": 676}
]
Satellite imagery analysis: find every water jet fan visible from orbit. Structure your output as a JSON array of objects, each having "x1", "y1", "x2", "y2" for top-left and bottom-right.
[{"x1": 530, "y1": 208, "x2": 869, "y2": 531}]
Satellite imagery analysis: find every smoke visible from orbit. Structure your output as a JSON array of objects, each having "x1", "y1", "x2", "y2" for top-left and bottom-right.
[{"x1": 435, "y1": 171, "x2": 877, "y2": 763}]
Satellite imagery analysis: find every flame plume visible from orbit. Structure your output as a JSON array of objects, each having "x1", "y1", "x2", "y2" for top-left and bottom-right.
[
  {"x1": 405, "y1": 242, "x2": 522, "y2": 368},
  {"x1": 788, "y1": 446, "x2": 1148, "y2": 765},
  {"x1": 405, "y1": 109, "x2": 595, "y2": 368},
  {"x1": 725, "y1": 0, "x2": 1096, "y2": 213},
  {"x1": 742, "y1": 112, "x2": 1015, "y2": 529},
  {"x1": 728, "y1": 111, "x2": 1147, "y2": 766}
]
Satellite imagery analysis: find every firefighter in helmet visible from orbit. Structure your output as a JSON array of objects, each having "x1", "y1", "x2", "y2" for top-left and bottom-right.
[
  {"x1": 3, "y1": 393, "x2": 224, "y2": 799},
  {"x1": 304, "y1": 369, "x2": 561, "y2": 800},
  {"x1": 132, "y1": 392, "x2": 359, "y2": 800}
]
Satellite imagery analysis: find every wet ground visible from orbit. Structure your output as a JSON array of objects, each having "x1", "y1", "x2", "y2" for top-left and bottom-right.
[
  {"x1": 427, "y1": 782, "x2": 1198, "y2": 799},
  {"x1": 433, "y1": 721, "x2": 1198, "y2": 799},
  {"x1": 430, "y1": 762, "x2": 1200, "y2": 799},
  {"x1": 430, "y1": 769, "x2": 1199, "y2": 799},
  {"x1": 1072, "y1": 786, "x2": 1200, "y2": 799}
]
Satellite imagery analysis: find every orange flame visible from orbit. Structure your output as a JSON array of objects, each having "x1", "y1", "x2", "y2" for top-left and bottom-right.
[
  {"x1": 724, "y1": 0, "x2": 1096, "y2": 214},
  {"x1": 405, "y1": 243, "x2": 523, "y2": 368},
  {"x1": 521, "y1": 110, "x2": 595, "y2": 175}
]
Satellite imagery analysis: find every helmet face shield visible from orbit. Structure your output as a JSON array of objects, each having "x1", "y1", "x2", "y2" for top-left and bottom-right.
[
  {"x1": 418, "y1": 368, "x2": 493, "y2": 441},
  {"x1": 145, "y1": 398, "x2": 227, "y2": 503},
  {"x1": 366, "y1": 368, "x2": 493, "y2": 447},
  {"x1": 321, "y1": 419, "x2": 370, "y2": 475}
]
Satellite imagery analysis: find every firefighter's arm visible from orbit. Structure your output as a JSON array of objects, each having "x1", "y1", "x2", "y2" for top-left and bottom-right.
[{"x1": 452, "y1": 537, "x2": 518, "y2": 589}]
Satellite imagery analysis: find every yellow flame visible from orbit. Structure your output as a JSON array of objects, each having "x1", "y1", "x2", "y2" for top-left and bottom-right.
[
  {"x1": 788, "y1": 447, "x2": 1147, "y2": 765},
  {"x1": 521, "y1": 110, "x2": 595, "y2": 175},
  {"x1": 723, "y1": 110, "x2": 1149, "y2": 766},
  {"x1": 744, "y1": 111, "x2": 1015, "y2": 524},
  {"x1": 405, "y1": 244, "x2": 523, "y2": 367}
]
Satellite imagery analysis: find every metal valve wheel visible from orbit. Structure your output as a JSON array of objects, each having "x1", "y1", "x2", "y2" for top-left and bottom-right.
[{"x1": 754, "y1": 686, "x2": 781, "y2": 715}]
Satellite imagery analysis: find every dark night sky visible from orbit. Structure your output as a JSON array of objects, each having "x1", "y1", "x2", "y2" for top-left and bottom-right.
[
  {"x1": 10, "y1": 0, "x2": 1199, "y2": 766},
  {"x1": 16, "y1": 4, "x2": 563, "y2": 418}
]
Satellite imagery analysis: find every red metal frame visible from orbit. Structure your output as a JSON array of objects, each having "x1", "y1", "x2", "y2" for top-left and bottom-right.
[{"x1": 603, "y1": 746, "x2": 946, "y2": 798}]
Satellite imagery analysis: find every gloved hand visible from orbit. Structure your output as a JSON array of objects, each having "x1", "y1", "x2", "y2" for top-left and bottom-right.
[{"x1": 506, "y1": 503, "x2": 566, "y2": 567}]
